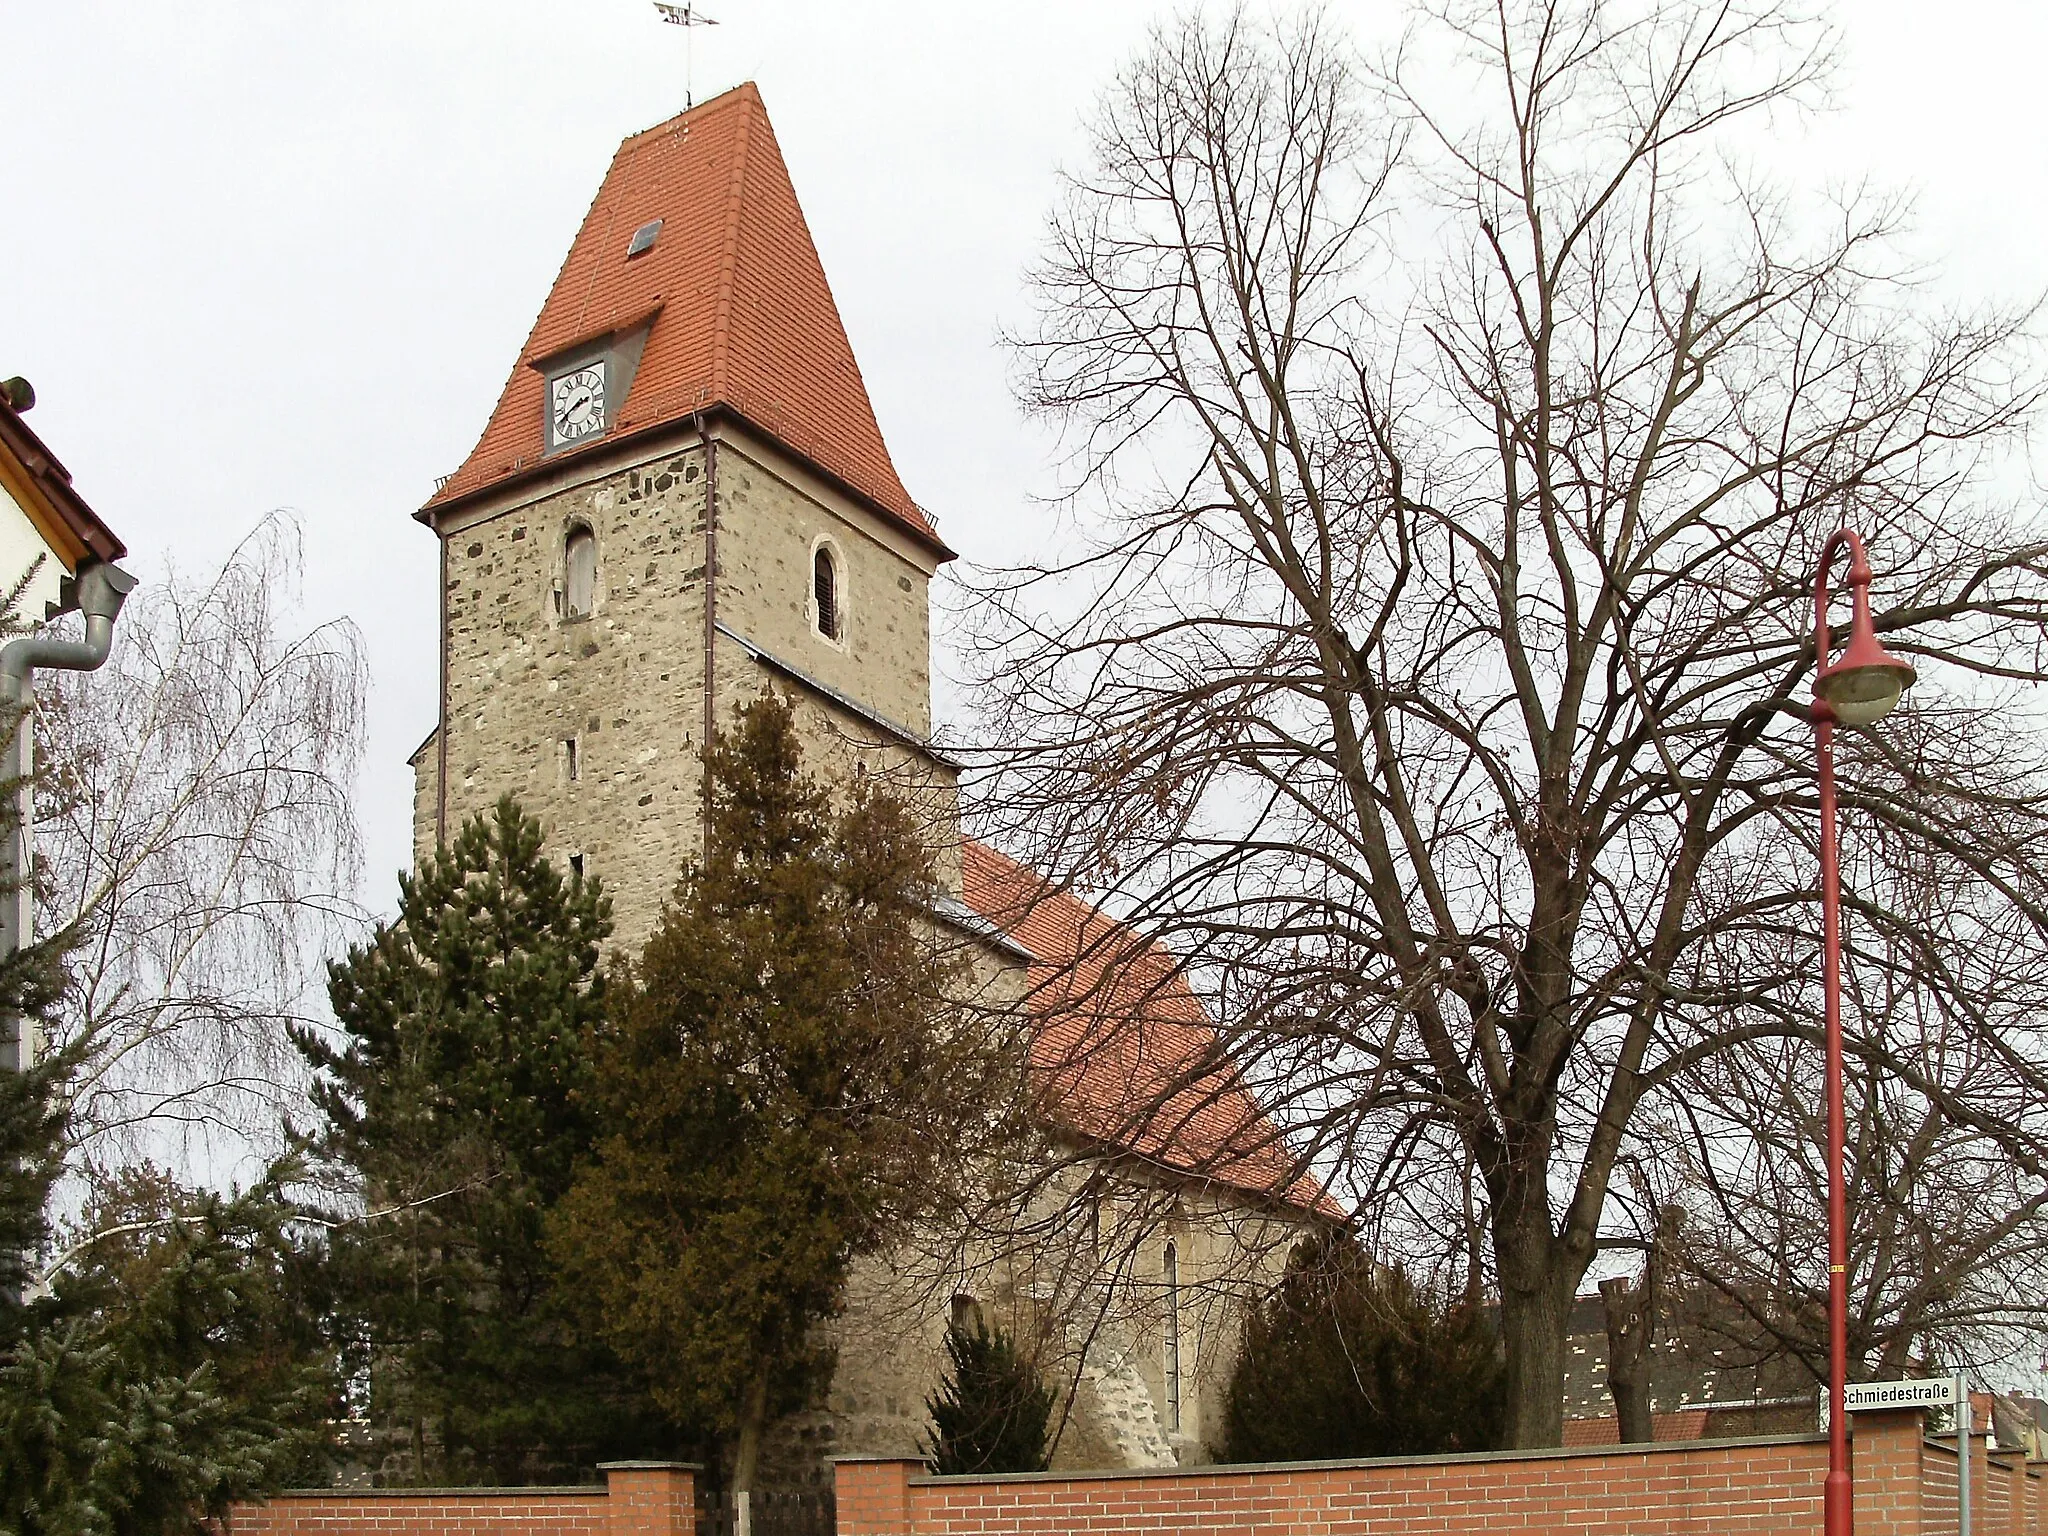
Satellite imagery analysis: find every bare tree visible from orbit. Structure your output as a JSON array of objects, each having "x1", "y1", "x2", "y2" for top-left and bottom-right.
[
  {"x1": 35, "y1": 512, "x2": 368, "y2": 1187},
  {"x1": 1597, "y1": 1203, "x2": 1676, "y2": 1443},
  {"x1": 971, "y1": 0, "x2": 2048, "y2": 1444},
  {"x1": 1577, "y1": 779, "x2": 2048, "y2": 1428},
  {"x1": 1664, "y1": 864, "x2": 2048, "y2": 1386}
]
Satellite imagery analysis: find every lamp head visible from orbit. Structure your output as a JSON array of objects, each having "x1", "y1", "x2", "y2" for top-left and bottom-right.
[
  {"x1": 1816, "y1": 648, "x2": 1915, "y2": 725},
  {"x1": 1815, "y1": 538, "x2": 1914, "y2": 725}
]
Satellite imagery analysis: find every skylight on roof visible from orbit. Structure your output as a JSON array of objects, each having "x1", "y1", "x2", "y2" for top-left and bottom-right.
[{"x1": 626, "y1": 219, "x2": 663, "y2": 259}]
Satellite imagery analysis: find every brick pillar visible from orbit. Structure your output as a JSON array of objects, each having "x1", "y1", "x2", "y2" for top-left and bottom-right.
[
  {"x1": 1989, "y1": 1451, "x2": 2023, "y2": 1535},
  {"x1": 600, "y1": 1459, "x2": 700, "y2": 1536},
  {"x1": 1981, "y1": 1452, "x2": 2003, "y2": 1536},
  {"x1": 832, "y1": 1456, "x2": 924, "y2": 1536},
  {"x1": 1855, "y1": 1407, "x2": 1927, "y2": 1536}
]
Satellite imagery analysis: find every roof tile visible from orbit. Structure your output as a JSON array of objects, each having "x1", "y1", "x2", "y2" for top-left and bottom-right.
[
  {"x1": 0, "y1": 396, "x2": 126, "y2": 569},
  {"x1": 961, "y1": 839, "x2": 1342, "y2": 1221},
  {"x1": 425, "y1": 83, "x2": 940, "y2": 551}
]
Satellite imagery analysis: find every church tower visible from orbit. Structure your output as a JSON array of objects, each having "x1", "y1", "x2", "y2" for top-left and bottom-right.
[
  {"x1": 411, "y1": 84, "x2": 957, "y2": 946},
  {"x1": 409, "y1": 83, "x2": 1328, "y2": 1479}
]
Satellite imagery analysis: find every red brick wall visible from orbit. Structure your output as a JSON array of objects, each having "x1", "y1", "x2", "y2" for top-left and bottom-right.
[
  {"x1": 837, "y1": 1458, "x2": 917, "y2": 1536},
  {"x1": 1561, "y1": 1408, "x2": 1710, "y2": 1445},
  {"x1": 840, "y1": 1410, "x2": 1976, "y2": 1536},
  {"x1": 228, "y1": 1417, "x2": 2048, "y2": 1536},
  {"x1": 226, "y1": 1461, "x2": 696, "y2": 1536},
  {"x1": 225, "y1": 1490, "x2": 608, "y2": 1536},
  {"x1": 1859, "y1": 1408, "x2": 1930, "y2": 1536},
  {"x1": 1908, "y1": 1434, "x2": 2048, "y2": 1535}
]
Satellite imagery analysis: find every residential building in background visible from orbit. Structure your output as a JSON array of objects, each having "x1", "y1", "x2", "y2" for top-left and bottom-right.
[{"x1": 0, "y1": 379, "x2": 126, "y2": 624}]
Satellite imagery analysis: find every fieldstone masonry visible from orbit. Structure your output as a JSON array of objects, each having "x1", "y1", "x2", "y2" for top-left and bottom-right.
[{"x1": 414, "y1": 421, "x2": 954, "y2": 951}]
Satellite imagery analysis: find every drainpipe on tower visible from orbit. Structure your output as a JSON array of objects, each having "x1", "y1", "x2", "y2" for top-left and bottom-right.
[{"x1": 696, "y1": 410, "x2": 718, "y2": 836}]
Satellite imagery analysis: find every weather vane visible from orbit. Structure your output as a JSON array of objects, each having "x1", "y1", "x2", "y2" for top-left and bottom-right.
[{"x1": 653, "y1": 2, "x2": 720, "y2": 109}]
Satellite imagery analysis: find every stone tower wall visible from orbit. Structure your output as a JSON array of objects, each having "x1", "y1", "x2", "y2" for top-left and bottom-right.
[
  {"x1": 414, "y1": 420, "x2": 952, "y2": 953},
  {"x1": 418, "y1": 440, "x2": 712, "y2": 944}
]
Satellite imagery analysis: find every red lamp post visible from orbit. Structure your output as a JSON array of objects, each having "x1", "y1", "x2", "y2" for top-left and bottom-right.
[{"x1": 1811, "y1": 527, "x2": 1917, "y2": 1536}]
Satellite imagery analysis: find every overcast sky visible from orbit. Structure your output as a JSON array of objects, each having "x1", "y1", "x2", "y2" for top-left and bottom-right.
[{"x1": 5, "y1": 0, "x2": 2043, "y2": 917}]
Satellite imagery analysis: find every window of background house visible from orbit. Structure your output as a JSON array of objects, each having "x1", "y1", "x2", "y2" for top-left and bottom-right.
[
  {"x1": 564, "y1": 526, "x2": 597, "y2": 619},
  {"x1": 813, "y1": 544, "x2": 840, "y2": 641}
]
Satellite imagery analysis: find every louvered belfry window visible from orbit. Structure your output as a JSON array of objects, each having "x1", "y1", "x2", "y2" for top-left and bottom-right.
[{"x1": 814, "y1": 546, "x2": 839, "y2": 640}]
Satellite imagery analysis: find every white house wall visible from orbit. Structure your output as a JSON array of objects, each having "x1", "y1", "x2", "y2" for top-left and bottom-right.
[{"x1": 0, "y1": 482, "x2": 70, "y2": 622}]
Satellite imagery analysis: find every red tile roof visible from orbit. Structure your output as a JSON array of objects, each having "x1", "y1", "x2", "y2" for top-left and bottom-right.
[
  {"x1": 423, "y1": 83, "x2": 946, "y2": 555},
  {"x1": 961, "y1": 839, "x2": 1343, "y2": 1222},
  {"x1": 0, "y1": 393, "x2": 126, "y2": 571}
]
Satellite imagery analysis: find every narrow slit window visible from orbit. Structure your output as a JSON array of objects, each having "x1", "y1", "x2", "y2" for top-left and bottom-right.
[
  {"x1": 1164, "y1": 1241, "x2": 1182, "y2": 1433},
  {"x1": 564, "y1": 527, "x2": 597, "y2": 619},
  {"x1": 568, "y1": 853, "x2": 585, "y2": 882},
  {"x1": 563, "y1": 736, "x2": 580, "y2": 782},
  {"x1": 813, "y1": 546, "x2": 839, "y2": 640}
]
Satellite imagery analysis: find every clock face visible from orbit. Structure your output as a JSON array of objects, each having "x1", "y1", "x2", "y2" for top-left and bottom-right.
[{"x1": 549, "y1": 364, "x2": 607, "y2": 444}]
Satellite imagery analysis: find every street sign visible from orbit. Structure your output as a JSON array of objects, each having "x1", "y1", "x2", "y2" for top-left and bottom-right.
[{"x1": 1844, "y1": 1378, "x2": 1959, "y2": 1412}]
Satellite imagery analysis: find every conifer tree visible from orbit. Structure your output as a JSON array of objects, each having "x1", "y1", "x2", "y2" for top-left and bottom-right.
[
  {"x1": 551, "y1": 692, "x2": 1005, "y2": 1499},
  {"x1": 1221, "y1": 1234, "x2": 1504, "y2": 1462},
  {"x1": 303, "y1": 796, "x2": 659, "y2": 1481},
  {"x1": 1, "y1": 1167, "x2": 335, "y2": 1534},
  {"x1": 924, "y1": 1316, "x2": 1054, "y2": 1475},
  {"x1": 0, "y1": 976, "x2": 75, "y2": 1322}
]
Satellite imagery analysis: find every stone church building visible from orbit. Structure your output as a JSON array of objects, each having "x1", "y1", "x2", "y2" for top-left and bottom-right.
[{"x1": 407, "y1": 83, "x2": 1337, "y2": 1479}]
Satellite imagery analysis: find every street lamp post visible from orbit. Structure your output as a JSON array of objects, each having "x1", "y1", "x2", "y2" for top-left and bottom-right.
[{"x1": 1811, "y1": 527, "x2": 1917, "y2": 1536}]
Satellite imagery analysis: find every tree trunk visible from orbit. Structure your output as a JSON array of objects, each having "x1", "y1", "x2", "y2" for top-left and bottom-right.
[
  {"x1": 1600, "y1": 1274, "x2": 1655, "y2": 1443},
  {"x1": 1498, "y1": 1265, "x2": 1577, "y2": 1447},
  {"x1": 1491, "y1": 1104, "x2": 1592, "y2": 1448},
  {"x1": 732, "y1": 1372, "x2": 770, "y2": 1535}
]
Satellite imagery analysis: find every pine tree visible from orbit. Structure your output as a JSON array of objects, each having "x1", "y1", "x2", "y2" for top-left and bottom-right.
[
  {"x1": 0, "y1": 1003, "x2": 74, "y2": 1323},
  {"x1": 1221, "y1": 1234, "x2": 1505, "y2": 1462},
  {"x1": 1, "y1": 1168, "x2": 335, "y2": 1535},
  {"x1": 550, "y1": 692, "x2": 1005, "y2": 1498},
  {"x1": 302, "y1": 795, "x2": 661, "y2": 1481},
  {"x1": 924, "y1": 1316, "x2": 1054, "y2": 1475}
]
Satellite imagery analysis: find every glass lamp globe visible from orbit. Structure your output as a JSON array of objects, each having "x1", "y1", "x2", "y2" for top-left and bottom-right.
[
  {"x1": 1816, "y1": 663, "x2": 1912, "y2": 725},
  {"x1": 1816, "y1": 624, "x2": 1916, "y2": 726}
]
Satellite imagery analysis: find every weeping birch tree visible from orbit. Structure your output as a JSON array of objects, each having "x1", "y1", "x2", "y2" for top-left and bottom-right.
[
  {"x1": 2, "y1": 513, "x2": 367, "y2": 1524},
  {"x1": 35, "y1": 512, "x2": 366, "y2": 1184},
  {"x1": 972, "y1": 0, "x2": 2048, "y2": 1445}
]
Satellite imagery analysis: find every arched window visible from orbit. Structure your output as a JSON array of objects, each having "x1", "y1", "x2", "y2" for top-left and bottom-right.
[
  {"x1": 813, "y1": 544, "x2": 840, "y2": 641},
  {"x1": 563, "y1": 526, "x2": 597, "y2": 619},
  {"x1": 1163, "y1": 1240, "x2": 1182, "y2": 1434}
]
